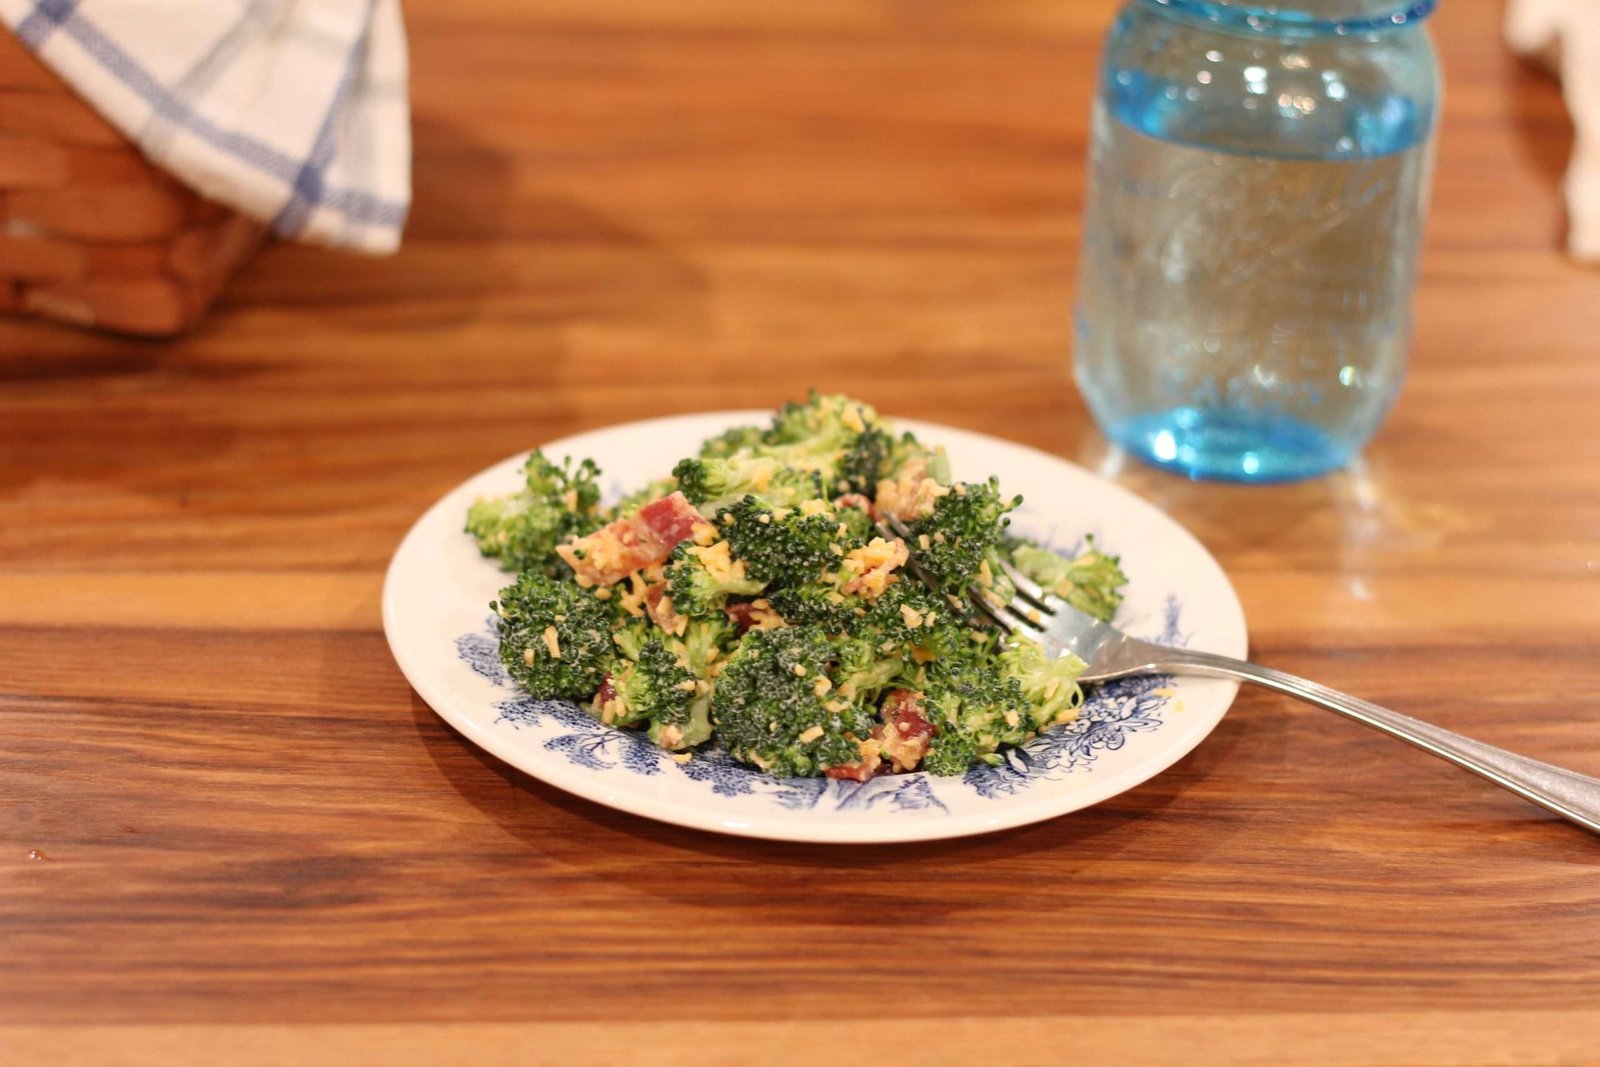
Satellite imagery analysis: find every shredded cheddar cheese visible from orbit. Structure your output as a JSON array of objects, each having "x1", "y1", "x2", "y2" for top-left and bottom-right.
[
  {"x1": 841, "y1": 536, "x2": 909, "y2": 600},
  {"x1": 688, "y1": 539, "x2": 747, "y2": 585}
]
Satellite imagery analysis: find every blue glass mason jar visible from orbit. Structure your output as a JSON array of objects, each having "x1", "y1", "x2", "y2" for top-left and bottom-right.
[{"x1": 1074, "y1": 0, "x2": 1440, "y2": 482}]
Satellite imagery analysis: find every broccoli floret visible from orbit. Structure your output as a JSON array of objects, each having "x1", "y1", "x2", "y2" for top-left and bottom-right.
[
  {"x1": 611, "y1": 638, "x2": 693, "y2": 726},
  {"x1": 999, "y1": 637, "x2": 1088, "y2": 728},
  {"x1": 833, "y1": 503, "x2": 876, "y2": 543},
  {"x1": 611, "y1": 618, "x2": 735, "y2": 749},
  {"x1": 680, "y1": 395, "x2": 926, "y2": 513},
  {"x1": 829, "y1": 634, "x2": 906, "y2": 708},
  {"x1": 905, "y1": 477, "x2": 1021, "y2": 594},
  {"x1": 833, "y1": 424, "x2": 951, "y2": 497},
  {"x1": 862, "y1": 578, "x2": 967, "y2": 658},
  {"x1": 1008, "y1": 538, "x2": 1128, "y2": 622},
  {"x1": 609, "y1": 615, "x2": 654, "y2": 661},
  {"x1": 768, "y1": 393, "x2": 956, "y2": 498},
  {"x1": 672, "y1": 455, "x2": 824, "y2": 511},
  {"x1": 757, "y1": 549, "x2": 886, "y2": 634},
  {"x1": 762, "y1": 543, "x2": 962, "y2": 654},
  {"x1": 494, "y1": 572, "x2": 613, "y2": 699},
  {"x1": 711, "y1": 626, "x2": 874, "y2": 777},
  {"x1": 669, "y1": 456, "x2": 718, "y2": 505},
  {"x1": 655, "y1": 694, "x2": 713, "y2": 750},
  {"x1": 764, "y1": 581, "x2": 857, "y2": 632},
  {"x1": 698, "y1": 423, "x2": 767, "y2": 461},
  {"x1": 466, "y1": 451, "x2": 603, "y2": 575},
  {"x1": 669, "y1": 615, "x2": 737, "y2": 677},
  {"x1": 834, "y1": 424, "x2": 893, "y2": 496},
  {"x1": 921, "y1": 733, "x2": 978, "y2": 777},
  {"x1": 609, "y1": 638, "x2": 714, "y2": 749},
  {"x1": 920, "y1": 658, "x2": 1035, "y2": 760},
  {"x1": 765, "y1": 391, "x2": 877, "y2": 453},
  {"x1": 717, "y1": 496, "x2": 840, "y2": 587},
  {"x1": 763, "y1": 578, "x2": 959, "y2": 709},
  {"x1": 663, "y1": 540, "x2": 765, "y2": 617}
]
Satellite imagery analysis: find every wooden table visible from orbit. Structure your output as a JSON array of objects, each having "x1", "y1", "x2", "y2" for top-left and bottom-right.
[{"x1": 4, "y1": 0, "x2": 1598, "y2": 1063}]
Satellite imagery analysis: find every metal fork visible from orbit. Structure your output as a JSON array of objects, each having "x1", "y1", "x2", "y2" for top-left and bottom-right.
[{"x1": 878, "y1": 517, "x2": 1600, "y2": 835}]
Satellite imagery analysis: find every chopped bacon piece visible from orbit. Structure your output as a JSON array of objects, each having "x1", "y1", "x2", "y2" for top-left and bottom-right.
[
  {"x1": 824, "y1": 734, "x2": 885, "y2": 781},
  {"x1": 724, "y1": 601, "x2": 759, "y2": 634},
  {"x1": 882, "y1": 689, "x2": 936, "y2": 740},
  {"x1": 832, "y1": 493, "x2": 878, "y2": 521},
  {"x1": 825, "y1": 761, "x2": 877, "y2": 782},
  {"x1": 723, "y1": 598, "x2": 784, "y2": 634},
  {"x1": 638, "y1": 493, "x2": 702, "y2": 547},
  {"x1": 557, "y1": 491, "x2": 701, "y2": 587},
  {"x1": 874, "y1": 689, "x2": 936, "y2": 772},
  {"x1": 591, "y1": 673, "x2": 621, "y2": 723},
  {"x1": 645, "y1": 583, "x2": 687, "y2": 636}
]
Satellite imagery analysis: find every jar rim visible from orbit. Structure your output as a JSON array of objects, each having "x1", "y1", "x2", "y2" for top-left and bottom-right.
[{"x1": 1141, "y1": 0, "x2": 1438, "y2": 36}]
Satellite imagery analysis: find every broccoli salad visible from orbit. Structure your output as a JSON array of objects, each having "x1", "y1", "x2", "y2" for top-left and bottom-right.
[{"x1": 465, "y1": 393, "x2": 1127, "y2": 780}]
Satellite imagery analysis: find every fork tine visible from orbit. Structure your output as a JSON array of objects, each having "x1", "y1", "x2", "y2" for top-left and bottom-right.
[
  {"x1": 996, "y1": 556, "x2": 1057, "y2": 616},
  {"x1": 967, "y1": 590, "x2": 1018, "y2": 634},
  {"x1": 877, "y1": 516, "x2": 1048, "y2": 636},
  {"x1": 881, "y1": 515, "x2": 1052, "y2": 613},
  {"x1": 877, "y1": 517, "x2": 944, "y2": 595},
  {"x1": 876, "y1": 517, "x2": 919, "y2": 550},
  {"x1": 882, "y1": 515, "x2": 914, "y2": 540},
  {"x1": 969, "y1": 586, "x2": 1044, "y2": 635}
]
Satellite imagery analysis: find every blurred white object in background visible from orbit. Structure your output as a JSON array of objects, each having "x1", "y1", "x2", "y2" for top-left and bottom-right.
[
  {"x1": 0, "y1": 0, "x2": 411, "y2": 254},
  {"x1": 1507, "y1": 0, "x2": 1599, "y2": 263}
]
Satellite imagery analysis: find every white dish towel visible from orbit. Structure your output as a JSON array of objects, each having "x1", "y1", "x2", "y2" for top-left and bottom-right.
[
  {"x1": 0, "y1": 0, "x2": 410, "y2": 254},
  {"x1": 1507, "y1": 0, "x2": 1599, "y2": 264}
]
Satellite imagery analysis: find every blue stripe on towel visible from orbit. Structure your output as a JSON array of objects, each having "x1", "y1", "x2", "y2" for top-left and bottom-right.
[{"x1": 10, "y1": 0, "x2": 405, "y2": 228}]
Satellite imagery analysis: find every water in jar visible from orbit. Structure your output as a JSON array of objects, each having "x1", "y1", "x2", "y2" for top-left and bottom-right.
[{"x1": 1074, "y1": 7, "x2": 1437, "y2": 482}]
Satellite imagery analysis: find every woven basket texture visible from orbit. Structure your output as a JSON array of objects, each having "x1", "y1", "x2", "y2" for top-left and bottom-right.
[{"x1": 0, "y1": 27, "x2": 264, "y2": 337}]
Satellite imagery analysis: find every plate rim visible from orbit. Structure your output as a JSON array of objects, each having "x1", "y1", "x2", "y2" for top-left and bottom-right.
[{"x1": 383, "y1": 410, "x2": 1247, "y2": 843}]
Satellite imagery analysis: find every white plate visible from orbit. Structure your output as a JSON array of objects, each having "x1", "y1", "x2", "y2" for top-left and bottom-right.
[{"x1": 384, "y1": 412, "x2": 1248, "y2": 843}]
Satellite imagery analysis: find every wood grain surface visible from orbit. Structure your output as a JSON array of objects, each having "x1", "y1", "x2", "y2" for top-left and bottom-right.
[{"x1": 3, "y1": 0, "x2": 1599, "y2": 1064}]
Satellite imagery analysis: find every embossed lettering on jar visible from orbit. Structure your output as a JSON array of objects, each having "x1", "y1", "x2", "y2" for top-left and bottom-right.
[{"x1": 1074, "y1": 0, "x2": 1440, "y2": 482}]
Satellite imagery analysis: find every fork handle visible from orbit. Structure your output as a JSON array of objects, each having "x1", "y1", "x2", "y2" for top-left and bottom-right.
[{"x1": 1156, "y1": 649, "x2": 1600, "y2": 835}]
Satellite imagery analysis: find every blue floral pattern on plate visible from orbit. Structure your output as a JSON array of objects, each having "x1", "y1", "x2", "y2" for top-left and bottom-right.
[{"x1": 460, "y1": 587, "x2": 1187, "y2": 817}]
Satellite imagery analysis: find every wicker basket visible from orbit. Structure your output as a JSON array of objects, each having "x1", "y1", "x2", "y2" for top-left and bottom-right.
[{"x1": 0, "y1": 27, "x2": 265, "y2": 337}]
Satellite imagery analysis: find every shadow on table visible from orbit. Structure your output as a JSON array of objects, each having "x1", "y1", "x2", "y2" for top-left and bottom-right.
[
  {"x1": 411, "y1": 686, "x2": 1281, "y2": 921},
  {"x1": 1506, "y1": 52, "x2": 1576, "y2": 252},
  {"x1": 227, "y1": 112, "x2": 713, "y2": 338},
  {"x1": 1070, "y1": 434, "x2": 1487, "y2": 615}
]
